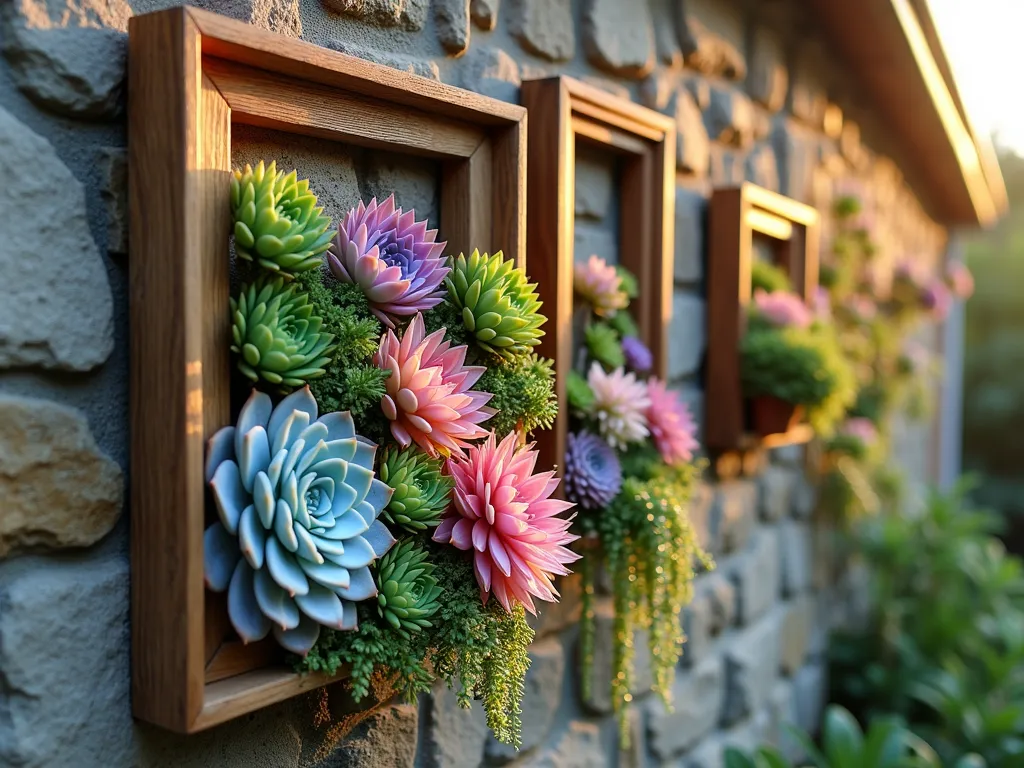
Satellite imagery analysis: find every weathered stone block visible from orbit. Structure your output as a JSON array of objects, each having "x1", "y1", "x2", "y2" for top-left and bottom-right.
[
  {"x1": 716, "y1": 480, "x2": 757, "y2": 554},
  {"x1": 574, "y1": 221, "x2": 617, "y2": 266},
  {"x1": 519, "y1": 720, "x2": 607, "y2": 768},
  {"x1": 689, "y1": 480, "x2": 720, "y2": 557},
  {"x1": 486, "y1": 637, "x2": 564, "y2": 760},
  {"x1": 575, "y1": 148, "x2": 615, "y2": 221},
  {"x1": 677, "y1": 15, "x2": 746, "y2": 80},
  {"x1": 359, "y1": 155, "x2": 440, "y2": 228},
  {"x1": 510, "y1": 0, "x2": 575, "y2": 62},
  {"x1": 745, "y1": 142, "x2": 780, "y2": 191},
  {"x1": 460, "y1": 46, "x2": 520, "y2": 102},
  {"x1": 731, "y1": 527, "x2": 781, "y2": 625},
  {"x1": 703, "y1": 572, "x2": 737, "y2": 635},
  {"x1": 0, "y1": 395, "x2": 123, "y2": 559},
  {"x1": 772, "y1": 118, "x2": 819, "y2": 203},
  {"x1": 675, "y1": 186, "x2": 706, "y2": 283},
  {"x1": 780, "y1": 595, "x2": 813, "y2": 675},
  {"x1": 435, "y1": 0, "x2": 471, "y2": 55},
  {"x1": 668, "y1": 291, "x2": 705, "y2": 379},
  {"x1": 709, "y1": 145, "x2": 747, "y2": 186},
  {"x1": 641, "y1": 73, "x2": 710, "y2": 177},
  {"x1": 791, "y1": 475, "x2": 817, "y2": 519},
  {"x1": 771, "y1": 443, "x2": 805, "y2": 467},
  {"x1": 767, "y1": 678, "x2": 800, "y2": 758},
  {"x1": 779, "y1": 519, "x2": 812, "y2": 597},
  {"x1": 681, "y1": 590, "x2": 711, "y2": 667},
  {"x1": 0, "y1": 106, "x2": 114, "y2": 371},
  {"x1": 651, "y1": 0, "x2": 683, "y2": 68},
  {"x1": 582, "y1": 0, "x2": 655, "y2": 78},
  {"x1": 721, "y1": 609, "x2": 782, "y2": 726},
  {"x1": 320, "y1": 704, "x2": 418, "y2": 767},
  {"x1": 99, "y1": 147, "x2": 128, "y2": 255},
  {"x1": 747, "y1": 28, "x2": 788, "y2": 111},
  {"x1": 470, "y1": 0, "x2": 499, "y2": 30},
  {"x1": 704, "y1": 84, "x2": 755, "y2": 148},
  {"x1": 326, "y1": 39, "x2": 440, "y2": 80},
  {"x1": 581, "y1": 598, "x2": 615, "y2": 714},
  {"x1": 793, "y1": 662, "x2": 827, "y2": 735},
  {"x1": 759, "y1": 465, "x2": 797, "y2": 522},
  {"x1": 646, "y1": 655, "x2": 725, "y2": 759},
  {"x1": 321, "y1": 0, "x2": 428, "y2": 30},
  {"x1": 422, "y1": 684, "x2": 487, "y2": 768}
]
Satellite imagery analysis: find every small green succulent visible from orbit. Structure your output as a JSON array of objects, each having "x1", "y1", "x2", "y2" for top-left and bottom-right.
[
  {"x1": 446, "y1": 249, "x2": 546, "y2": 359},
  {"x1": 375, "y1": 538, "x2": 443, "y2": 635},
  {"x1": 378, "y1": 447, "x2": 453, "y2": 532},
  {"x1": 585, "y1": 322, "x2": 625, "y2": 369},
  {"x1": 230, "y1": 276, "x2": 336, "y2": 389},
  {"x1": 230, "y1": 160, "x2": 333, "y2": 276},
  {"x1": 566, "y1": 369, "x2": 595, "y2": 412}
]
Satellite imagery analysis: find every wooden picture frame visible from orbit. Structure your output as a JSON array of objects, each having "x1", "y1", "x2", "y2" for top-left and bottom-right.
[
  {"x1": 128, "y1": 6, "x2": 526, "y2": 734},
  {"x1": 705, "y1": 183, "x2": 820, "y2": 453},
  {"x1": 521, "y1": 76, "x2": 676, "y2": 474}
]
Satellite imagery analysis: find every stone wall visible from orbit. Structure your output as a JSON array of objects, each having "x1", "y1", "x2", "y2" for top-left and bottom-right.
[{"x1": 0, "y1": 0, "x2": 947, "y2": 766}]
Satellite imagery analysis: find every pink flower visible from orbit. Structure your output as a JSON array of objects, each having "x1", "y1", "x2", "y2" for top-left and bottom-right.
[
  {"x1": 946, "y1": 260, "x2": 975, "y2": 300},
  {"x1": 751, "y1": 289, "x2": 813, "y2": 329},
  {"x1": 841, "y1": 417, "x2": 877, "y2": 445},
  {"x1": 328, "y1": 195, "x2": 448, "y2": 327},
  {"x1": 844, "y1": 294, "x2": 876, "y2": 322},
  {"x1": 814, "y1": 287, "x2": 832, "y2": 323},
  {"x1": 587, "y1": 362, "x2": 651, "y2": 449},
  {"x1": 375, "y1": 313, "x2": 494, "y2": 458},
  {"x1": 646, "y1": 379, "x2": 699, "y2": 465},
  {"x1": 574, "y1": 255, "x2": 628, "y2": 317},
  {"x1": 433, "y1": 431, "x2": 581, "y2": 614}
]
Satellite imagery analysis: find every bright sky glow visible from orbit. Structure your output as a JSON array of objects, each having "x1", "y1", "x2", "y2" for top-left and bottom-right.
[{"x1": 929, "y1": 0, "x2": 1024, "y2": 153}]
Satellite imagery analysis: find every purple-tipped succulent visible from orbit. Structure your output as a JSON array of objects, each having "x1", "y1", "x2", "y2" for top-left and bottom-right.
[
  {"x1": 563, "y1": 431, "x2": 623, "y2": 511},
  {"x1": 328, "y1": 195, "x2": 449, "y2": 327},
  {"x1": 621, "y1": 336, "x2": 653, "y2": 373}
]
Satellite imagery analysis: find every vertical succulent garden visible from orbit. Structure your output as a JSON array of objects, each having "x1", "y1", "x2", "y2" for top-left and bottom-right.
[
  {"x1": 564, "y1": 254, "x2": 711, "y2": 742},
  {"x1": 207, "y1": 160, "x2": 575, "y2": 747}
]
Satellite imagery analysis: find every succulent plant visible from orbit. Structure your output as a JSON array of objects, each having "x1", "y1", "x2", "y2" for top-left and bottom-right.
[
  {"x1": 446, "y1": 250, "x2": 546, "y2": 359},
  {"x1": 378, "y1": 446, "x2": 453, "y2": 532},
  {"x1": 751, "y1": 289, "x2": 813, "y2": 329},
  {"x1": 327, "y1": 195, "x2": 449, "y2": 328},
  {"x1": 621, "y1": 336, "x2": 653, "y2": 373},
  {"x1": 574, "y1": 255, "x2": 628, "y2": 317},
  {"x1": 231, "y1": 161, "x2": 333, "y2": 276},
  {"x1": 585, "y1": 322, "x2": 625, "y2": 369},
  {"x1": 375, "y1": 538, "x2": 443, "y2": 635},
  {"x1": 645, "y1": 378, "x2": 699, "y2": 466},
  {"x1": 563, "y1": 431, "x2": 622, "y2": 510},
  {"x1": 230, "y1": 277, "x2": 337, "y2": 390},
  {"x1": 587, "y1": 362, "x2": 651, "y2": 449},
  {"x1": 203, "y1": 387, "x2": 397, "y2": 655}
]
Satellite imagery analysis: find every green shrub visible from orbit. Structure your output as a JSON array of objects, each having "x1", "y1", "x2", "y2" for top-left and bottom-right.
[{"x1": 751, "y1": 260, "x2": 793, "y2": 294}]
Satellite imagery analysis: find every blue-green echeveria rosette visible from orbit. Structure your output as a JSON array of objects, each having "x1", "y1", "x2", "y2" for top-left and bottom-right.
[{"x1": 203, "y1": 387, "x2": 397, "y2": 655}]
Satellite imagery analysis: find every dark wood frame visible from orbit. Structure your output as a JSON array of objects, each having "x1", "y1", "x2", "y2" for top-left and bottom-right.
[
  {"x1": 521, "y1": 76, "x2": 676, "y2": 474},
  {"x1": 128, "y1": 6, "x2": 526, "y2": 733},
  {"x1": 706, "y1": 183, "x2": 820, "y2": 452}
]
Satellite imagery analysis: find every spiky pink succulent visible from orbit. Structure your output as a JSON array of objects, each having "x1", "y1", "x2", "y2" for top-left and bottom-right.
[
  {"x1": 646, "y1": 378, "x2": 699, "y2": 466},
  {"x1": 374, "y1": 313, "x2": 494, "y2": 458},
  {"x1": 946, "y1": 260, "x2": 975, "y2": 300},
  {"x1": 587, "y1": 362, "x2": 650, "y2": 449},
  {"x1": 751, "y1": 289, "x2": 813, "y2": 329},
  {"x1": 328, "y1": 195, "x2": 448, "y2": 327},
  {"x1": 574, "y1": 255, "x2": 628, "y2": 317},
  {"x1": 433, "y1": 431, "x2": 580, "y2": 613}
]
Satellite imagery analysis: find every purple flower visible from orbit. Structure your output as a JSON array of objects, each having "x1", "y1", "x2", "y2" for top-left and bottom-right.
[
  {"x1": 563, "y1": 431, "x2": 623, "y2": 510},
  {"x1": 752, "y1": 289, "x2": 813, "y2": 329},
  {"x1": 328, "y1": 195, "x2": 448, "y2": 327},
  {"x1": 621, "y1": 336, "x2": 653, "y2": 373},
  {"x1": 920, "y1": 279, "x2": 952, "y2": 321}
]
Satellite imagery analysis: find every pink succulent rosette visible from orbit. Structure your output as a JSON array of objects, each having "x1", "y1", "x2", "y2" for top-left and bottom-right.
[
  {"x1": 374, "y1": 313, "x2": 494, "y2": 458},
  {"x1": 433, "y1": 431, "x2": 580, "y2": 613},
  {"x1": 574, "y1": 255, "x2": 628, "y2": 317},
  {"x1": 751, "y1": 289, "x2": 813, "y2": 329},
  {"x1": 646, "y1": 378, "x2": 699, "y2": 466},
  {"x1": 328, "y1": 195, "x2": 449, "y2": 327}
]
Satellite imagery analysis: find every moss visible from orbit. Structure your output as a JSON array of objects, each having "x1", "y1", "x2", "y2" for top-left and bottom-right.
[{"x1": 476, "y1": 354, "x2": 558, "y2": 438}]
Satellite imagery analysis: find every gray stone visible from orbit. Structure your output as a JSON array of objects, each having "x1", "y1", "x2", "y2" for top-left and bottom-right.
[
  {"x1": 780, "y1": 595, "x2": 813, "y2": 675},
  {"x1": 677, "y1": 16, "x2": 746, "y2": 80},
  {"x1": 767, "y1": 678, "x2": 797, "y2": 750},
  {"x1": 646, "y1": 655, "x2": 725, "y2": 759},
  {"x1": 581, "y1": 598, "x2": 615, "y2": 714},
  {"x1": 575, "y1": 148, "x2": 615, "y2": 221},
  {"x1": 680, "y1": 590, "x2": 711, "y2": 667},
  {"x1": 321, "y1": 0, "x2": 428, "y2": 30},
  {"x1": 582, "y1": 0, "x2": 655, "y2": 78},
  {"x1": 704, "y1": 85, "x2": 755, "y2": 148},
  {"x1": 99, "y1": 147, "x2": 128, "y2": 255},
  {"x1": 674, "y1": 187, "x2": 706, "y2": 283},
  {"x1": 773, "y1": 118, "x2": 819, "y2": 203},
  {"x1": 771, "y1": 444, "x2": 805, "y2": 467},
  {"x1": 731, "y1": 527, "x2": 781, "y2": 625},
  {"x1": 528, "y1": 572, "x2": 582, "y2": 637},
  {"x1": 703, "y1": 572, "x2": 737, "y2": 635},
  {"x1": 652, "y1": 0, "x2": 683, "y2": 68},
  {"x1": 791, "y1": 475, "x2": 817, "y2": 519},
  {"x1": 0, "y1": 395, "x2": 123, "y2": 559},
  {"x1": 470, "y1": 0, "x2": 499, "y2": 30},
  {"x1": 641, "y1": 73, "x2": 710, "y2": 176},
  {"x1": 436, "y1": 0, "x2": 471, "y2": 56},
  {"x1": 790, "y1": 71, "x2": 828, "y2": 130},
  {"x1": 746, "y1": 142, "x2": 780, "y2": 191},
  {"x1": 327, "y1": 39, "x2": 440, "y2": 80},
  {"x1": 574, "y1": 221, "x2": 617, "y2": 266},
  {"x1": 779, "y1": 520, "x2": 812, "y2": 597},
  {"x1": 668, "y1": 292, "x2": 705, "y2": 379},
  {"x1": 319, "y1": 704, "x2": 418, "y2": 767},
  {"x1": 519, "y1": 720, "x2": 607, "y2": 768},
  {"x1": 759, "y1": 465, "x2": 796, "y2": 521},
  {"x1": 486, "y1": 637, "x2": 564, "y2": 759},
  {"x1": 709, "y1": 145, "x2": 747, "y2": 186},
  {"x1": 423, "y1": 684, "x2": 488, "y2": 768},
  {"x1": 510, "y1": 0, "x2": 575, "y2": 62},
  {"x1": 747, "y1": 28, "x2": 788, "y2": 111},
  {"x1": 359, "y1": 156, "x2": 440, "y2": 228},
  {"x1": 0, "y1": 556, "x2": 135, "y2": 767},
  {"x1": 721, "y1": 609, "x2": 782, "y2": 726},
  {"x1": 792, "y1": 662, "x2": 827, "y2": 734},
  {"x1": 689, "y1": 480, "x2": 720, "y2": 557},
  {"x1": 0, "y1": 107, "x2": 114, "y2": 371},
  {"x1": 716, "y1": 480, "x2": 757, "y2": 554},
  {"x1": 460, "y1": 46, "x2": 520, "y2": 101}
]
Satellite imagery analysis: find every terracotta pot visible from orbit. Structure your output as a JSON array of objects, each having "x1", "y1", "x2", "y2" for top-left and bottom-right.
[{"x1": 751, "y1": 396, "x2": 804, "y2": 437}]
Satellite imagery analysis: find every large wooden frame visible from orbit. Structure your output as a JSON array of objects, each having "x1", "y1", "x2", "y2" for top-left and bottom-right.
[
  {"x1": 128, "y1": 7, "x2": 526, "y2": 734},
  {"x1": 706, "y1": 183, "x2": 820, "y2": 453},
  {"x1": 521, "y1": 76, "x2": 676, "y2": 473}
]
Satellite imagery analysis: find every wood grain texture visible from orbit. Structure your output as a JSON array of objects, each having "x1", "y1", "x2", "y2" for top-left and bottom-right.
[
  {"x1": 442, "y1": 139, "x2": 493, "y2": 259},
  {"x1": 491, "y1": 121, "x2": 528, "y2": 269},
  {"x1": 572, "y1": 116, "x2": 649, "y2": 155},
  {"x1": 193, "y1": 668, "x2": 341, "y2": 731}
]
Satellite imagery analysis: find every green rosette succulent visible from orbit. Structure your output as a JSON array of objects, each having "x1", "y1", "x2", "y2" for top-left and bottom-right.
[
  {"x1": 378, "y1": 447, "x2": 453, "y2": 532},
  {"x1": 446, "y1": 249, "x2": 546, "y2": 359},
  {"x1": 231, "y1": 160, "x2": 333, "y2": 276},
  {"x1": 585, "y1": 322, "x2": 625, "y2": 369},
  {"x1": 231, "y1": 276, "x2": 337, "y2": 389},
  {"x1": 375, "y1": 538, "x2": 443, "y2": 635}
]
